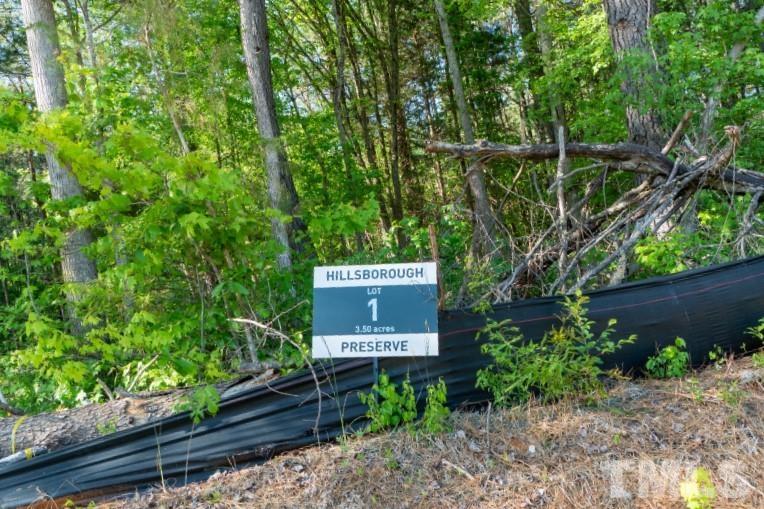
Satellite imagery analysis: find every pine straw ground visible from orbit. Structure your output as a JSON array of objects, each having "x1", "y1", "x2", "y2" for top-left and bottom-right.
[{"x1": 104, "y1": 356, "x2": 764, "y2": 509}]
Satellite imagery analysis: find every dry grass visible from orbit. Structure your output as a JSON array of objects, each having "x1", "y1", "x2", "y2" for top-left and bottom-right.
[{"x1": 103, "y1": 356, "x2": 764, "y2": 509}]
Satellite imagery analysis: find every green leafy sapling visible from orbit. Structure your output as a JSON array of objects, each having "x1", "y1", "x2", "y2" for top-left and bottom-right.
[
  {"x1": 645, "y1": 337, "x2": 690, "y2": 378},
  {"x1": 358, "y1": 372, "x2": 417, "y2": 433}
]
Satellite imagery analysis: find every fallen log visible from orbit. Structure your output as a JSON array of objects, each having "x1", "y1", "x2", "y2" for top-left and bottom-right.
[
  {"x1": 0, "y1": 393, "x2": 185, "y2": 459},
  {"x1": 0, "y1": 373, "x2": 275, "y2": 459}
]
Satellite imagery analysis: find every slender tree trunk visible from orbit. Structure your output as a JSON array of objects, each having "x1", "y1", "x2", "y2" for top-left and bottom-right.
[
  {"x1": 602, "y1": 0, "x2": 663, "y2": 150},
  {"x1": 346, "y1": 22, "x2": 392, "y2": 232},
  {"x1": 239, "y1": 0, "x2": 308, "y2": 268},
  {"x1": 385, "y1": 0, "x2": 405, "y2": 244},
  {"x1": 143, "y1": 23, "x2": 191, "y2": 156},
  {"x1": 434, "y1": 0, "x2": 496, "y2": 251},
  {"x1": 330, "y1": 0, "x2": 355, "y2": 186},
  {"x1": 535, "y1": 1, "x2": 567, "y2": 142},
  {"x1": 21, "y1": 0, "x2": 97, "y2": 333},
  {"x1": 513, "y1": 0, "x2": 552, "y2": 141}
]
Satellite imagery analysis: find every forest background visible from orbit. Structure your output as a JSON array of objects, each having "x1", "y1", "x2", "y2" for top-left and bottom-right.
[{"x1": 0, "y1": 0, "x2": 762, "y2": 414}]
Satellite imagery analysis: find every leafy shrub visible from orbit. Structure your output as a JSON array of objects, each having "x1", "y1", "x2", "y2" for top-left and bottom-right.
[
  {"x1": 358, "y1": 372, "x2": 417, "y2": 433},
  {"x1": 420, "y1": 378, "x2": 450, "y2": 434},
  {"x1": 679, "y1": 467, "x2": 716, "y2": 509},
  {"x1": 476, "y1": 293, "x2": 636, "y2": 406},
  {"x1": 645, "y1": 337, "x2": 690, "y2": 378}
]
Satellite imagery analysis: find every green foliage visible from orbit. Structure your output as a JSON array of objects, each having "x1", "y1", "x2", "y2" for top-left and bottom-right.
[
  {"x1": 176, "y1": 385, "x2": 221, "y2": 425},
  {"x1": 358, "y1": 372, "x2": 417, "y2": 433},
  {"x1": 0, "y1": 0, "x2": 762, "y2": 415},
  {"x1": 477, "y1": 293, "x2": 636, "y2": 406},
  {"x1": 645, "y1": 337, "x2": 690, "y2": 379},
  {"x1": 719, "y1": 381, "x2": 744, "y2": 408},
  {"x1": 707, "y1": 345, "x2": 728, "y2": 368},
  {"x1": 420, "y1": 378, "x2": 450, "y2": 434},
  {"x1": 747, "y1": 318, "x2": 764, "y2": 343},
  {"x1": 96, "y1": 418, "x2": 118, "y2": 436},
  {"x1": 679, "y1": 467, "x2": 717, "y2": 509}
]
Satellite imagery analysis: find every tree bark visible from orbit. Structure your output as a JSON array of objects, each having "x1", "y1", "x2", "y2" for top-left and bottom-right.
[
  {"x1": 434, "y1": 0, "x2": 496, "y2": 251},
  {"x1": 21, "y1": 0, "x2": 97, "y2": 333},
  {"x1": 602, "y1": 0, "x2": 664, "y2": 150},
  {"x1": 238, "y1": 0, "x2": 308, "y2": 268}
]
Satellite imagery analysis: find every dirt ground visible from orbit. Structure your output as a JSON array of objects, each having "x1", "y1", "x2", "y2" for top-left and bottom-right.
[{"x1": 100, "y1": 355, "x2": 764, "y2": 509}]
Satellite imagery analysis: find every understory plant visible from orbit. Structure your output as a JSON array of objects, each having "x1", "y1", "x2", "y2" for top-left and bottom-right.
[
  {"x1": 358, "y1": 372, "x2": 417, "y2": 433},
  {"x1": 645, "y1": 337, "x2": 690, "y2": 378},
  {"x1": 747, "y1": 319, "x2": 764, "y2": 364},
  {"x1": 679, "y1": 467, "x2": 717, "y2": 509},
  {"x1": 476, "y1": 293, "x2": 636, "y2": 406},
  {"x1": 420, "y1": 377, "x2": 450, "y2": 434},
  {"x1": 358, "y1": 373, "x2": 450, "y2": 434}
]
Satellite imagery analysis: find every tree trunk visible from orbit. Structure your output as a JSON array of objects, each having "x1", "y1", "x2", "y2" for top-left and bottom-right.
[
  {"x1": 434, "y1": 0, "x2": 496, "y2": 251},
  {"x1": 385, "y1": 0, "x2": 406, "y2": 245},
  {"x1": 602, "y1": 0, "x2": 663, "y2": 151},
  {"x1": 0, "y1": 393, "x2": 184, "y2": 459},
  {"x1": 513, "y1": 0, "x2": 554, "y2": 142},
  {"x1": 0, "y1": 376, "x2": 273, "y2": 459},
  {"x1": 534, "y1": 1, "x2": 567, "y2": 142},
  {"x1": 21, "y1": 0, "x2": 97, "y2": 333},
  {"x1": 238, "y1": 0, "x2": 308, "y2": 268}
]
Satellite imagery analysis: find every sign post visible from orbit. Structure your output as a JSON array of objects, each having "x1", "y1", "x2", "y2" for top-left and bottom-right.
[{"x1": 312, "y1": 262, "x2": 439, "y2": 359}]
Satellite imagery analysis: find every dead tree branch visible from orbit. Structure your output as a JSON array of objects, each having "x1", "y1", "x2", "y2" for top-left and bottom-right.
[{"x1": 428, "y1": 127, "x2": 760, "y2": 301}]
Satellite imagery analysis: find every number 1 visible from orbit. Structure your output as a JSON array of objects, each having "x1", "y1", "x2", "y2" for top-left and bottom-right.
[{"x1": 368, "y1": 298, "x2": 378, "y2": 322}]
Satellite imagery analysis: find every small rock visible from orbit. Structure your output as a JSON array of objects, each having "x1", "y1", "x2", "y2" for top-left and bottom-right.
[
  {"x1": 468, "y1": 440, "x2": 482, "y2": 453},
  {"x1": 455, "y1": 430, "x2": 466, "y2": 440},
  {"x1": 738, "y1": 369, "x2": 762, "y2": 385},
  {"x1": 672, "y1": 422, "x2": 684, "y2": 433},
  {"x1": 624, "y1": 383, "x2": 647, "y2": 400},
  {"x1": 527, "y1": 445, "x2": 536, "y2": 455},
  {"x1": 291, "y1": 463, "x2": 305, "y2": 473}
]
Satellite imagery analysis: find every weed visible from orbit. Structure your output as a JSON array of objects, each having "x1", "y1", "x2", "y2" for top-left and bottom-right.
[
  {"x1": 686, "y1": 378, "x2": 704, "y2": 402},
  {"x1": 383, "y1": 447, "x2": 399, "y2": 470},
  {"x1": 358, "y1": 372, "x2": 417, "y2": 433},
  {"x1": 746, "y1": 318, "x2": 764, "y2": 343},
  {"x1": 679, "y1": 467, "x2": 716, "y2": 509},
  {"x1": 645, "y1": 337, "x2": 690, "y2": 378},
  {"x1": 707, "y1": 345, "x2": 726, "y2": 368},
  {"x1": 752, "y1": 352, "x2": 764, "y2": 369},
  {"x1": 175, "y1": 385, "x2": 221, "y2": 424},
  {"x1": 477, "y1": 293, "x2": 636, "y2": 406},
  {"x1": 720, "y1": 381, "x2": 744, "y2": 407},
  {"x1": 419, "y1": 378, "x2": 450, "y2": 434}
]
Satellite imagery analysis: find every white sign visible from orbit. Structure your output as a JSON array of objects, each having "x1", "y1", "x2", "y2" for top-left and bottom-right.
[{"x1": 312, "y1": 262, "x2": 439, "y2": 358}]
